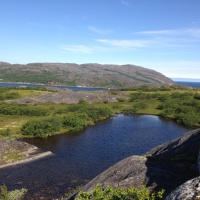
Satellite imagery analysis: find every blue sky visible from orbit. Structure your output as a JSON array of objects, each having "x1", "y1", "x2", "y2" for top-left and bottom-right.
[{"x1": 0, "y1": 0, "x2": 200, "y2": 79}]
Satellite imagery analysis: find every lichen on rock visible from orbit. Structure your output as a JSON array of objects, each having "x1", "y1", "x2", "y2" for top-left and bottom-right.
[{"x1": 165, "y1": 177, "x2": 200, "y2": 200}]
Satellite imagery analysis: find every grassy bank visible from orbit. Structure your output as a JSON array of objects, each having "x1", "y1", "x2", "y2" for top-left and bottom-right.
[{"x1": 0, "y1": 86, "x2": 200, "y2": 139}]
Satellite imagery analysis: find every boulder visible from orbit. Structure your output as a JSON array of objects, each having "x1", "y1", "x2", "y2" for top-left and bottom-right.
[
  {"x1": 165, "y1": 176, "x2": 200, "y2": 200},
  {"x1": 77, "y1": 129, "x2": 200, "y2": 197},
  {"x1": 80, "y1": 156, "x2": 148, "y2": 193},
  {"x1": 146, "y1": 128, "x2": 200, "y2": 163}
]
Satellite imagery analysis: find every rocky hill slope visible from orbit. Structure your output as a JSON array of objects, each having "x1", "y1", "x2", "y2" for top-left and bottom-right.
[
  {"x1": 73, "y1": 128, "x2": 200, "y2": 199},
  {"x1": 0, "y1": 62, "x2": 173, "y2": 88}
]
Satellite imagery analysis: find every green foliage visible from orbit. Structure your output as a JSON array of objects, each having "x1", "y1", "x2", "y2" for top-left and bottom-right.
[
  {"x1": 136, "y1": 102, "x2": 148, "y2": 109},
  {"x1": 0, "y1": 87, "x2": 21, "y2": 100},
  {"x1": 129, "y1": 93, "x2": 155, "y2": 102},
  {"x1": 127, "y1": 89, "x2": 200, "y2": 127},
  {"x1": 129, "y1": 92, "x2": 144, "y2": 101},
  {"x1": 62, "y1": 113, "x2": 88, "y2": 131},
  {"x1": 66, "y1": 104, "x2": 113, "y2": 121},
  {"x1": 117, "y1": 98, "x2": 126, "y2": 102},
  {"x1": 0, "y1": 92, "x2": 21, "y2": 100},
  {"x1": 123, "y1": 102, "x2": 148, "y2": 114},
  {"x1": 1, "y1": 70, "x2": 66, "y2": 84},
  {"x1": 121, "y1": 86, "x2": 171, "y2": 92},
  {"x1": 0, "y1": 103, "x2": 49, "y2": 116},
  {"x1": 87, "y1": 107, "x2": 113, "y2": 121},
  {"x1": 75, "y1": 184, "x2": 164, "y2": 200},
  {"x1": 0, "y1": 128, "x2": 13, "y2": 137},
  {"x1": 66, "y1": 104, "x2": 86, "y2": 112},
  {"x1": 21, "y1": 105, "x2": 113, "y2": 138},
  {"x1": 0, "y1": 184, "x2": 27, "y2": 200},
  {"x1": 21, "y1": 117, "x2": 62, "y2": 138},
  {"x1": 78, "y1": 99, "x2": 88, "y2": 105},
  {"x1": 1, "y1": 86, "x2": 199, "y2": 138},
  {"x1": 64, "y1": 185, "x2": 83, "y2": 199},
  {"x1": 123, "y1": 107, "x2": 138, "y2": 114},
  {"x1": 110, "y1": 91, "x2": 118, "y2": 95},
  {"x1": 175, "y1": 112, "x2": 199, "y2": 127},
  {"x1": 112, "y1": 104, "x2": 122, "y2": 109},
  {"x1": 103, "y1": 100, "x2": 108, "y2": 104},
  {"x1": 171, "y1": 92, "x2": 193, "y2": 100},
  {"x1": 194, "y1": 93, "x2": 200, "y2": 100},
  {"x1": 158, "y1": 92, "x2": 200, "y2": 127}
]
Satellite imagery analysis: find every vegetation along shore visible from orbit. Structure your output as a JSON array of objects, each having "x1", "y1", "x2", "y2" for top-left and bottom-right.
[
  {"x1": 0, "y1": 83, "x2": 200, "y2": 199},
  {"x1": 0, "y1": 85, "x2": 199, "y2": 157}
]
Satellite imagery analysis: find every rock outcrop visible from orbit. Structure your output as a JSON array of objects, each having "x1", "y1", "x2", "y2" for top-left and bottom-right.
[
  {"x1": 74, "y1": 128, "x2": 200, "y2": 199},
  {"x1": 165, "y1": 177, "x2": 200, "y2": 200},
  {"x1": 164, "y1": 148, "x2": 200, "y2": 200},
  {"x1": 0, "y1": 139, "x2": 53, "y2": 169}
]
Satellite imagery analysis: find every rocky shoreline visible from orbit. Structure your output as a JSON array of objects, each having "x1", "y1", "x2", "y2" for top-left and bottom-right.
[
  {"x1": 0, "y1": 139, "x2": 53, "y2": 169},
  {"x1": 71, "y1": 128, "x2": 200, "y2": 200}
]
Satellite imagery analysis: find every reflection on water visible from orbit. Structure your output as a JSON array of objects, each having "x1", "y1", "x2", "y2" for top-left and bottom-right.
[{"x1": 0, "y1": 114, "x2": 191, "y2": 199}]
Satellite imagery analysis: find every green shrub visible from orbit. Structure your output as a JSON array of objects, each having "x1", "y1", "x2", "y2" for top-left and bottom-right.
[
  {"x1": 75, "y1": 184, "x2": 164, "y2": 200},
  {"x1": 136, "y1": 102, "x2": 148, "y2": 110},
  {"x1": 112, "y1": 105, "x2": 122, "y2": 109},
  {"x1": 21, "y1": 117, "x2": 62, "y2": 138},
  {"x1": 86, "y1": 107, "x2": 113, "y2": 121},
  {"x1": 62, "y1": 113, "x2": 88, "y2": 131},
  {"x1": 0, "y1": 128, "x2": 13, "y2": 137},
  {"x1": 117, "y1": 98, "x2": 125, "y2": 102},
  {"x1": 0, "y1": 184, "x2": 27, "y2": 200},
  {"x1": 194, "y1": 93, "x2": 200, "y2": 100},
  {"x1": 175, "y1": 112, "x2": 200, "y2": 127},
  {"x1": 0, "y1": 103, "x2": 49, "y2": 116}
]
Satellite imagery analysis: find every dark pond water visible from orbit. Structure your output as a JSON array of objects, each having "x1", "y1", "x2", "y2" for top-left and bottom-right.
[
  {"x1": 0, "y1": 114, "x2": 191, "y2": 199},
  {"x1": 0, "y1": 82, "x2": 106, "y2": 91}
]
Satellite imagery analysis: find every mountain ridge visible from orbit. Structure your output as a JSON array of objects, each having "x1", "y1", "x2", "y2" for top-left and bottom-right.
[{"x1": 0, "y1": 62, "x2": 174, "y2": 88}]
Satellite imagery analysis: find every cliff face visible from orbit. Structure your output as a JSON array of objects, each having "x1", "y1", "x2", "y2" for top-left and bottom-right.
[
  {"x1": 0, "y1": 62, "x2": 174, "y2": 88},
  {"x1": 77, "y1": 129, "x2": 200, "y2": 199}
]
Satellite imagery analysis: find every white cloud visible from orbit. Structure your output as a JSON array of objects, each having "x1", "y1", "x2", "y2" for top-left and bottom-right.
[
  {"x1": 96, "y1": 39, "x2": 149, "y2": 48},
  {"x1": 134, "y1": 28, "x2": 200, "y2": 39},
  {"x1": 130, "y1": 28, "x2": 200, "y2": 49},
  {"x1": 62, "y1": 45, "x2": 93, "y2": 54},
  {"x1": 88, "y1": 26, "x2": 112, "y2": 35}
]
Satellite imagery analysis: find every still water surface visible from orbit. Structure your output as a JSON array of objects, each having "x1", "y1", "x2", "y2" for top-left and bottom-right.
[
  {"x1": 0, "y1": 114, "x2": 191, "y2": 199},
  {"x1": 0, "y1": 82, "x2": 106, "y2": 91}
]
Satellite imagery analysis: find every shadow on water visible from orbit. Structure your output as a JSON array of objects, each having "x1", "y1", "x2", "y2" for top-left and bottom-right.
[{"x1": 0, "y1": 114, "x2": 191, "y2": 199}]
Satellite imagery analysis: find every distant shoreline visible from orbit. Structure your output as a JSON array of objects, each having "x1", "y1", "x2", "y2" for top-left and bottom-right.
[
  {"x1": 172, "y1": 78, "x2": 200, "y2": 82},
  {"x1": 174, "y1": 81, "x2": 200, "y2": 88},
  {"x1": 0, "y1": 82, "x2": 107, "y2": 91}
]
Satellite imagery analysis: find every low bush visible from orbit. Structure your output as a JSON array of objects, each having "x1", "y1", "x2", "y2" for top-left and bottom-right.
[
  {"x1": 62, "y1": 113, "x2": 88, "y2": 131},
  {"x1": 75, "y1": 184, "x2": 164, "y2": 200},
  {"x1": 21, "y1": 117, "x2": 62, "y2": 138},
  {"x1": 0, "y1": 128, "x2": 13, "y2": 137},
  {"x1": 0, "y1": 103, "x2": 49, "y2": 116},
  {"x1": 0, "y1": 184, "x2": 27, "y2": 200}
]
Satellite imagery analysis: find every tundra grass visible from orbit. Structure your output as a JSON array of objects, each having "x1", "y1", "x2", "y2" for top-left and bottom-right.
[
  {"x1": 8, "y1": 89, "x2": 51, "y2": 98},
  {"x1": 0, "y1": 150, "x2": 26, "y2": 163},
  {"x1": 0, "y1": 86, "x2": 199, "y2": 138}
]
